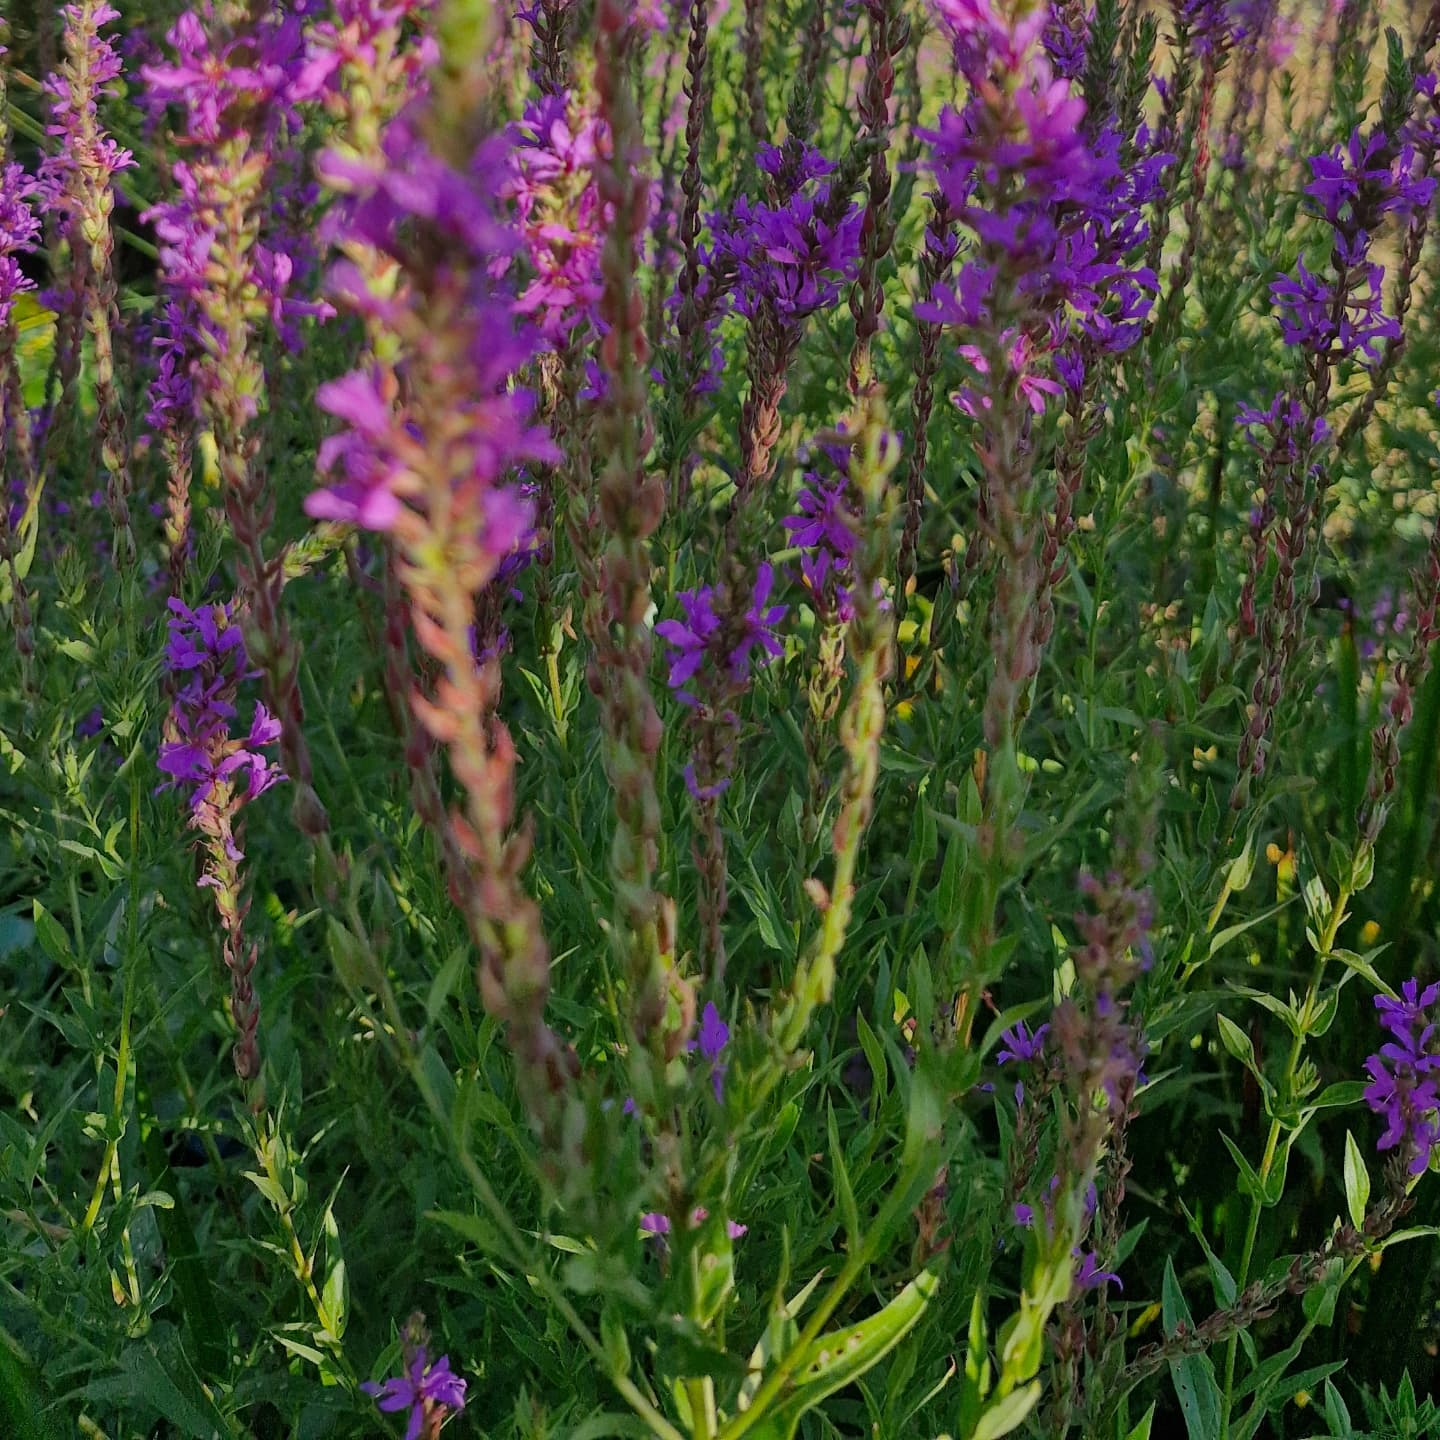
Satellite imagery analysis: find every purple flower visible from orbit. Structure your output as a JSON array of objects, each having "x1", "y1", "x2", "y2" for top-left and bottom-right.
[
  {"x1": 656, "y1": 565, "x2": 787, "y2": 706},
  {"x1": 308, "y1": 117, "x2": 556, "y2": 552},
  {"x1": 504, "y1": 92, "x2": 608, "y2": 343},
  {"x1": 690, "y1": 1002, "x2": 730, "y2": 1100},
  {"x1": 1072, "y1": 1249, "x2": 1122, "y2": 1292},
  {"x1": 1269, "y1": 128, "x2": 1435, "y2": 364},
  {"x1": 0, "y1": 161, "x2": 41, "y2": 328},
  {"x1": 996, "y1": 1021, "x2": 1050, "y2": 1066},
  {"x1": 157, "y1": 599, "x2": 285, "y2": 818},
  {"x1": 361, "y1": 1348, "x2": 467, "y2": 1440},
  {"x1": 709, "y1": 144, "x2": 863, "y2": 324},
  {"x1": 38, "y1": 2, "x2": 136, "y2": 213},
  {"x1": 1363, "y1": 978, "x2": 1440, "y2": 1174},
  {"x1": 655, "y1": 585, "x2": 722, "y2": 702},
  {"x1": 918, "y1": 11, "x2": 1165, "y2": 414},
  {"x1": 640, "y1": 1207, "x2": 748, "y2": 1239},
  {"x1": 1270, "y1": 258, "x2": 1398, "y2": 364}
]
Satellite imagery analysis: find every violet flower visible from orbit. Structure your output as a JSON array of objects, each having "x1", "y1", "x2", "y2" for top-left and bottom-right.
[
  {"x1": 785, "y1": 439, "x2": 865, "y2": 624},
  {"x1": 361, "y1": 1348, "x2": 467, "y2": 1440},
  {"x1": 997, "y1": 1020, "x2": 1050, "y2": 1066},
  {"x1": 38, "y1": 3, "x2": 134, "y2": 204},
  {"x1": 504, "y1": 91, "x2": 609, "y2": 343},
  {"x1": 1072, "y1": 1249, "x2": 1122, "y2": 1292},
  {"x1": 690, "y1": 1001, "x2": 730, "y2": 1101},
  {"x1": 1270, "y1": 128, "x2": 1435, "y2": 364},
  {"x1": 0, "y1": 160, "x2": 39, "y2": 329},
  {"x1": 710, "y1": 143, "x2": 863, "y2": 325},
  {"x1": 158, "y1": 599, "x2": 285, "y2": 821},
  {"x1": 1363, "y1": 978, "x2": 1440, "y2": 1175},
  {"x1": 656, "y1": 563, "x2": 787, "y2": 715},
  {"x1": 640, "y1": 1208, "x2": 748, "y2": 1239}
]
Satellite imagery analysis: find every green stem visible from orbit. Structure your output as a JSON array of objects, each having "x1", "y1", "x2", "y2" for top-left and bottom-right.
[{"x1": 1218, "y1": 878, "x2": 1353, "y2": 1435}]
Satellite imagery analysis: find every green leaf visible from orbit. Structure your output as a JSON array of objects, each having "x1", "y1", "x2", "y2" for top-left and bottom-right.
[
  {"x1": 1226, "y1": 830, "x2": 1257, "y2": 894},
  {"x1": 1163, "y1": 1258, "x2": 1223, "y2": 1440},
  {"x1": 600, "y1": 1304, "x2": 631, "y2": 1378},
  {"x1": 1342, "y1": 1131, "x2": 1369, "y2": 1230},
  {"x1": 244, "y1": 1170, "x2": 290, "y2": 1210},
  {"x1": 117, "y1": 1338, "x2": 233, "y2": 1439},
  {"x1": 1124, "y1": 1403, "x2": 1157, "y2": 1440},
  {"x1": 937, "y1": 831, "x2": 965, "y2": 932},
  {"x1": 758, "y1": 1269, "x2": 940, "y2": 1439},
  {"x1": 972, "y1": 1381, "x2": 1042, "y2": 1440},
  {"x1": 426, "y1": 1209, "x2": 507, "y2": 1257},
  {"x1": 1219, "y1": 1132, "x2": 1262, "y2": 1199},
  {"x1": 425, "y1": 946, "x2": 467, "y2": 1022},
  {"x1": 0, "y1": 1334, "x2": 59, "y2": 1440},
  {"x1": 826, "y1": 1105, "x2": 861, "y2": 1255},
  {"x1": 1209, "y1": 899, "x2": 1293, "y2": 962},
  {"x1": 30, "y1": 902, "x2": 74, "y2": 970},
  {"x1": 1300, "y1": 1259, "x2": 1343, "y2": 1327},
  {"x1": 1214, "y1": 1013, "x2": 1273, "y2": 1095}
]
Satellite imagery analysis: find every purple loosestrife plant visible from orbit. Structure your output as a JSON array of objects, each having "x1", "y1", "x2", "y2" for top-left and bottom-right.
[
  {"x1": 145, "y1": 5, "x2": 334, "y2": 857},
  {"x1": 657, "y1": 563, "x2": 786, "y2": 971},
  {"x1": 309, "y1": 72, "x2": 577, "y2": 1129},
  {"x1": 158, "y1": 598, "x2": 284, "y2": 1081},
  {"x1": 148, "y1": 298, "x2": 196, "y2": 594},
  {"x1": 921, "y1": 0, "x2": 1159, "y2": 1013},
  {"x1": 0, "y1": 143, "x2": 40, "y2": 689},
  {"x1": 712, "y1": 141, "x2": 863, "y2": 500},
  {"x1": 784, "y1": 438, "x2": 869, "y2": 854},
  {"x1": 40, "y1": 1, "x2": 136, "y2": 564},
  {"x1": 578, "y1": 0, "x2": 697, "y2": 1071},
  {"x1": 1233, "y1": 118, "x2": 1434, "y2": 820},
  {"x1": 505, "y1": 92, "x2": 607, "y2": 346}
]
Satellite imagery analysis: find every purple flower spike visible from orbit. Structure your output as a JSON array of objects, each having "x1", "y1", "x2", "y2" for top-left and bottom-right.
[
  {"x1": 691, "y1": 1002, "x2": 730, "y2": 1100},
  {"x1": 1363, "y1": 977, "x2": 1440, "y2": 1175},
  {"x1": 158, "y1": 599, "x2": 285, "y2": 818},
  {"x1": 361, "y1": 1347, "x2": 467, "y2": 1440}
]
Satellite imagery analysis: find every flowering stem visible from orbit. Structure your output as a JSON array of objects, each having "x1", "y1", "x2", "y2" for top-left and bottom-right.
[
  {"x1": 589, "y1": 0, "x2": 692, "y2": 1061},
  {"x1": 776, "y1": 392, "x2": 896, "y2": 1051}
]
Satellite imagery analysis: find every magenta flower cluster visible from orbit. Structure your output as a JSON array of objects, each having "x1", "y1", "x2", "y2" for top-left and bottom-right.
[
  {"x1": 307, "y1": 120, "x2": 555, "y2": 540},
  {"x1": 0, "y1": 159, "x2": 39, "y2": 328},
  {"x1": 1364, "y1": 978, "x2": 1440, "y2": 1175},
  {"x1": 711, "y1": 143, "x2": 863, "y2": 323},
  {"x1": 1271, "y1": 129, "x2": 1436, "y2": 363},
  {"x1": 157, "y1": 599, "x2": 284, "y2": 823},
  {"x1": 921, "y1": 0, "x2": 1167, "y2": 403},
  {"x1": 37, "y1": 3, "x2": 134, "y2": 218},
  {"x1": 505, "y1": 92, "x2": 609, "y2": 343},
  {"x1": 656, "y1": 565, "x2": 787, "y2": 711}
]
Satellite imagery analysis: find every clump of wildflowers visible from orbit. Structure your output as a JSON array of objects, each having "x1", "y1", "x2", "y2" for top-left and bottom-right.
[
  {"x1": 40, "y1": 1, "x2": 136, "y2": 563},
  {"x1": 1364, "y1": 979, "x2": 1440, "y2": 1175},
  {"x1": 310, "y1": 25, "x2": 578, "y2": 1128},
  {"x1": 712, "y1": 141, "x2": 863, "y2": 497},
  {"x1": 0, "y1": 161, "x2": 40, "y2": 328},
  {"x1": 158, "y1": 599, "x2": 284, "y2": 1080},
  {"x1": 145, "y1": 5, "x2": 333, "y2": 852}
]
